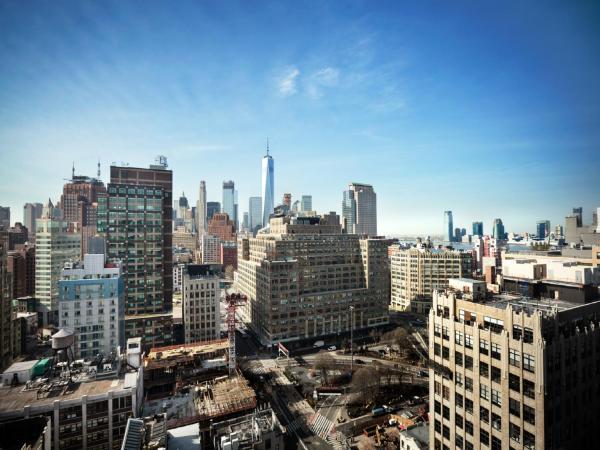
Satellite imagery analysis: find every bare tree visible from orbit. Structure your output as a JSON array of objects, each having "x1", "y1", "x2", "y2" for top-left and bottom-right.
[
  {"x1": 352, "y1": 366, "x2": 380, "y2": 406},
  {"x1": 314, "y1": 352, "x2": 335, "y2": 384}
]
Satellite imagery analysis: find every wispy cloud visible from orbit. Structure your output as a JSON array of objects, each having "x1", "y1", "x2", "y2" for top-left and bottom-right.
[
  {"x1": 277, "y1": 67, "x2": 300, "y2": 96},
  {"x1": 306, "y1": 67, "x2": 340, "y2": 99}
]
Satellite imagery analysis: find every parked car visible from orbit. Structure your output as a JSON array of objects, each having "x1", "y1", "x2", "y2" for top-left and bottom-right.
[
  {"x1": 328, "y1": 345, "x2": 337, "y2": 351},
  {"x1": 354, "y1": 359, "x2": 365, "y2": 364}
]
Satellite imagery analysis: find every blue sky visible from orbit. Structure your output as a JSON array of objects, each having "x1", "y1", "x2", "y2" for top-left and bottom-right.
[{"x1": 1, "y1": 0, "x2": 599, "y2": 235}]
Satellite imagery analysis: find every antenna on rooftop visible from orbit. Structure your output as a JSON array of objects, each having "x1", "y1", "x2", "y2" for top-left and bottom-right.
[{"x1": 97, "y1": 159, "x2": 101, "y2": 178}]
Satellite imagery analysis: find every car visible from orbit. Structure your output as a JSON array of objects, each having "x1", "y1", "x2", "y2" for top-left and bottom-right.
[
  {"x1": 328, "y1": 345, "x2": 337, "y2": 351},
  {"x1": 354, "y1": 359, "x2": 365, "y2": 364}
]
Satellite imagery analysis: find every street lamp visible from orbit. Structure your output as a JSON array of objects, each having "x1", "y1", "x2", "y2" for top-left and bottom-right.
[{"x1": 349, "y1": 305, "x2": 355, "y2": 373}]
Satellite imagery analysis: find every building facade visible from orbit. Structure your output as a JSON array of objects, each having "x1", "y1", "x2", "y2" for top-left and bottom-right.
[
  {"x1": 99, "y1": 166, "x2": 173, "y2": 349},
  {"x1": 236, "y1": 215, "x2": 389, "y2": 346},
  {"x1": 249, "y1": 197, "x2": 262, "y2": 232},
  {"x1": 343, "y1": 183, "x2": 377, "y2": 236},
  {"x1": 261, "y1": 151, "x2": 275, "y2": 227},
  {"x1": 429, "y1": 280, "x2": 600, "y2": 450},
  {"x1": 23, "y1": 203, "x2": 44, "y2": 244},
  {"x1": 35, "y1": 203, "x2": 81, "y2": 325},
  {"x1": 197, "y1": 180, "x2": 207, "y2": 235},
  {"x1": 472, "y1": 221, "x2": 483, "y2": 238},
  {"x1": 390, "y1": 245, "x2": 472, "y2": 313},
  {"x1": 493, "y1": 218, "x2": 505, "y2": 240},
  {"x1": 207, "y1": 202, "x2": 221, "y2": 221},
  {"x1": 182, "y1": 264, "x2": 221, "y2": 343},
  {"x1": 58, "y1": 254, "x2": 125, "y2": 359},
  {"x1": 201, "y1": 234, "x2": 222, "y2": 264},
  {"x1": 0, "y1": 207, "x2": 10, "y2": 229},
  {"x1": 444, "y1": 211, "x2": 454, "y2": 243},
  {"x1": 301, "y1": 195, "x2": 312, "y2": 213},
  {"x1": 208, "y1": 213, "x2": 236, "y2": 242},
  {"x1": 222, "y1": 181, "x2": 235, "y2": 222}
]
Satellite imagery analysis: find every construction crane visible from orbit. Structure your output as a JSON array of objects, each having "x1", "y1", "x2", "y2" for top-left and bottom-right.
[{"x1": 226, "y1": 293, "x2": 247, "y2": 376}]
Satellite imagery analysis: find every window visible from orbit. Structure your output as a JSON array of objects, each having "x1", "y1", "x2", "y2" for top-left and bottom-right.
[
  {"x1": 465, "y1": 420, "x2": 473, "y2": 436},
  {"x1": 434, "y1": 400, "x2": 441, "y2": 414},
  {"x1": 512, "y1": 325, "x2": 522, "y2": 340},
  {"x1": 443, "y1": 405, "x2": 450, "y2": 419},
  {"x1": 443, "y1": 385, "x2": 450, "y2": 400},
  {"x1": 491, "y1": 366, "x2": 501, "y2": 383},
  {"x1": 480, "y1": 384, "x2": 490, "y2": 401},
  {"x1": 442, "y1": 326, "x2": 449, "y2": 340},
  {"x1": 465, "y1": 334, "x2": 473, "y2": 349},
  {"x1": 456, "y1": 392, "x2": 464, "y2": 408},
  {"x1": 434, "y1": 419, "x2": 441, "y2": 433},
  {"x1": 480, "y1": 361, "x2": 489, "y2": 377},
  {"x1": 465, "y1": 355, "x2": 473, "y2": 369},
  {"x1": 491, "y1": 388, "x2": 501, "y2": 406},
  {"x1": 509, "y1": 348, "x2": 520, "y2": 367},
  {"x1": 491, "y1": 342, "x2": 501, "y2": 360},
  {"x1": 480, "y1": 339, "x2": 489, "y2": 355},
  {"x1": 510, "y1": 423, "x2": 521, "y2": 443},
  {"x1": 465, "y1": 398, "x2": 473, "y2": 413},
  {"x1": 455, "y1": 434, "x2": 464, "y2": 449},
  {"x1": 442, "y1": 346, "x2": 450, "y2": 359},
  {"x1": 456, "y1": 372, "x2": 463, "y2": 386},
  {"x1": 523, "y1": 327, "x2": 534, "y2": 344},
  {"x1": 443, "y1": 425, "x2": 450, "y2": 439},
  {"x1": 523, "y1": 353, "x2": 535, "y2": 372},
  {"x1": 456, "y1": 331, "x2": 464, "y2": 345},
  {"x1": 434, "y1": 343, "x2": 441, "y2": 356},
  {"x1": 523, "y1": 379, "x2": 535, "y2": 399},
  {"x1": 465, "y1": 442, "x2": 473, "y2": 450},
  {"x1": 456, "y1": 413, "x2": 463, "y2": 429},
  {"x1": 509, "y1": 373, "x2": 520, "y2": 392},
  {"x1": 455, "y1": 351, "x2": 463, "y2": 366},
  {"x1": 465, "y1": 377, "x2": 473, "y2": 392},
  {"x1": 434, "y1": 323, "x2": 441, "y2": 337},
  {"x1": 480, "y1": 406, "x2": 490, "y2": 423},
  {"x1": 491, "y1": 413, "x2": 501, "y2": 431},
  {"x1": 435, "y1": 381, "x2": 441, "y2": 395},
  {"x1": 484, "y1": 316, "x2": 504, "y2": 333},
  {"x1": 524, "y1": 431, "x2": 535, "y2": 449},
  {"x1": 523, "y1": 405, "x2": 535, "y2": 425},
  {"x1": 491, "y1": 436, "x2": 502, "y2": 450},
  {"x1": 509, "y1": 398, "x2": 521, "y2": 417},
  {"x1": 480, "y1": 429, "x2": 490, "y2": 447}
]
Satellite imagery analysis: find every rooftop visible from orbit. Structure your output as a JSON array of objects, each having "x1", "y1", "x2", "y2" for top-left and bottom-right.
[
  {"x1": 145, "y1": 340, "x2": 228, "y2": 370},
  {"x1": 196, "y1": 375, "x2": 256, "y2": 421},
  {"x1": 402, "y1": 422, "x2": 429, "y2": 446},
  {"x1": 485, "y1": 293, "x2": 582, "y2": 315}
]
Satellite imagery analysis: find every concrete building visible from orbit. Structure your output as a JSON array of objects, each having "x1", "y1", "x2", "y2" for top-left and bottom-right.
[
  {"x1": 7, "y1": 244, "x2": 35, "y2": 299},
  {"x1": 58, "y1": 254, "x2": 125, "y2": 359},
  {"x1": 173, "y1": 263, "x2": 185, "y2": 292},
  {"x1": 399, "y1": 422, "x2": 429, "y2": 450},
  {"x1": 182, "y1": 264, "x2": 221, "y2": 343},
  {"x1": 236, "y1": 214, "x2": 389, "y2": 347},
  {"x1": 248, "y1": 197, "x2": 262, "y2": 232},
  {"x1": 196, "y1": 181, "x2": 207, "y2": 235},
  {"x1": 208, "y1": 213, "x2": 236, "y2": 242},
  {"x1": 173, "y1": 227, "x2": 197, "y2": 250},
  {"x1": 23, "y1": 203, "x2": 44, "y2": 244},
  {"x1": 221, "y1": 241, "x2": 237, "y2": 271},
  {"x1": 342, "y1": 183, "x2": 377, "y2": 236},
  {"x1": 35, "y1": 201, "x2": 81, "y2": 325},
  {"x1": 100, "y1": 163, "x2": 173, "y2": 349},
  {"x1": 209, "y1": 407, "x2": 285, "y2": 450},
  {"x1": 0, "y1": 206, "x2": 10, "y2": 229},
  {"x1": 1, "y1": 231, "x2": 17, "y2": 371},
  {"x1": 201, "y1": 234, "x2": 222, "y2": 265},
  {"x1": 444, "y1": 211, "x2": 454, "y2": 243},
  {"x1": 261, "y1": 148, "x2": 274, "y2": 228},
  {"x1": 429, "y1": 279, "x2": 600, "y2": 450},
  {"x1": 0, "y1": 338, "x2": 143, "y2": 450},
  {"x1": 564, "y1": 206, "x2": 600, "y2": 246},
  {"x1": 7, "y1": 222, "x2": 28, "y2": 250},
  {"x1": 390, "y1": 245, "x2": 473, "y2": 313}
]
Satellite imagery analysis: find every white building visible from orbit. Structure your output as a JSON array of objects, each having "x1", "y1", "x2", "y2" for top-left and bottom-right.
[
  {"x1": 182, "y1": 264, "x2": 221, "y2": 343},
  {"x1": 173, "y1": 263, "x2": 185, "y2": 291},
  {"x1": 201, "y1": 234, "x2": 221, "y2": 264},
  {"x1": 35, "y1": 200, "x2": 81, "y2": 325},
  {"x1": 399, "y1": 423, "x2": 429, "y2": 450},
  {"x1": 58, "y1": 254, "x2": 124, "y2": 359}
]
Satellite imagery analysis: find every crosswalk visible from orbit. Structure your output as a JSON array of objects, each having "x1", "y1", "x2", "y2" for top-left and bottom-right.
[
  {"x1": 309, "y1": 412, "x2": 335, "y2": 439},
  {"x1": 326, "y1": 431, "x2": 345, "y2": 450}
]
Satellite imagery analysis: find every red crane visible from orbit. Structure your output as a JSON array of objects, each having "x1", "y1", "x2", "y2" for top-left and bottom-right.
[{"x1": 226, "y1": 293, "x2": 247, "y2": 376}]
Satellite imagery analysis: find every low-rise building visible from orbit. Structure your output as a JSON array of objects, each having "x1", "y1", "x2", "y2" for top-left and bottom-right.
[
  {"x1": 58, "y1": 254, "x2": 125, "y2": 359},
  {"x1": 399, "y1": 422, "x2": 429, "y2": 450}
]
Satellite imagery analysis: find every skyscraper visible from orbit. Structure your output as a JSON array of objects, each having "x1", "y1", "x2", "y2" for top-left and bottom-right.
[
  {"x1": 261, "y1": 146, "x2": 274, "y2": 227},
  {"x1": 222, "y1": 181, "x2": 235, "y2": 220},
  {"x1": 343, "y1": 183, "x2": 377, "y2": 236},
  {"x1": 0, "y1": 207, "x2": 10, "y2": 229},
  {"x1": 444, "y1": 211, "x2": 453, "y2": 242},
  {"x1": 207, "y1": 202, "x2": 221, "y2": 221},
  {"x1": 23, "y1": 203, "x2": 44, "y2": 243},
  {"x1": 301, "y1": 195, "x2": 312, "y2": 212},
  {"x1": 493, "y1": 218, "x2": 505, "y2": 239},
  {"x1": 572, "y1": 207, "x2": 583, "y2": 227},
  {"x1": 472, "y1": 221, "x2": 484, "y2": 237},
  {"x1": 101, "y1": 162, "x2": 173, "y2": 349},
  {"x1": 283, "y1": 193, "x2": 291, "y2": 208},
  {"x1": 249, "y1": 197, "x2": 262, "y2": 232},
  {"x1": 536, "y1": 220, "x2": 549, "y2": 238},
  {"x1": 196, "y1": 181, "x2": 207, "y2": 235}
]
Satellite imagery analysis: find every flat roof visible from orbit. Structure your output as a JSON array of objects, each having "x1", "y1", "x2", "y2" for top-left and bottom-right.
[
  {"x1": 2, "y1": 360, "x2": 37, "y2": 373},
  {"x1": 450, "y1": 278, "x2": 486, "y2": 284},
  {"x1": 485, "y1": 293, "x2": 580, "y2": 315}
]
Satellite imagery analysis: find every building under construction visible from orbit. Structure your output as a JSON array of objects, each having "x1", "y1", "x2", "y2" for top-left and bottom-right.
[{"x1": 143, "y1": 339, "x2": 229, "y2": 399}]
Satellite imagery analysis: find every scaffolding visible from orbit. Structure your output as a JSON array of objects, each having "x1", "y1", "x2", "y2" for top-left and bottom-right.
[{"x1": 196, "y1": 374, "x2": 257, "y2": 421}]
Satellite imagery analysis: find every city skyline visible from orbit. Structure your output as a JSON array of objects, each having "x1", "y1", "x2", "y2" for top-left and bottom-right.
[{"x1": 1, "y1": 1, "x2": 599, "y2": 234}]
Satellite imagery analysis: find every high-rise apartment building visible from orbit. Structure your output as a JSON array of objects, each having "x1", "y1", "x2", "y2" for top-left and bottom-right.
[
  {"x1": 222, "y1": 181, "x2": 235, "y2": 222},
  {"x1": 58, "y1": 254, "x2": 125, "y2": 359},
  {"x1": 182, "y1": 264, "x2": 221, "y2": 343},
  {"x1": 248, "y1": 197, "x2": 262, "y2": 231},
  {"x1": 23, "y1": 203, "x2": 44, "y2": 243},
  {"x1": 444, "y1": 211, "x2": 454, "y2": 243},
  {"x1": 197, "y1": 181, "x2": 207, "y2": 235},
  {"x1": 7, "y1": 245, "x2": 35, "y2": 299},
  {"x1": 342, "y1": 183, "x2": 377, "y2": 236},
  {"x1": 201, "y1": 234, "x2": 222, "y2": 264},
  {"x1": 99, "y1": 163, "x2": 173, "y2": 349},
  {"x1": 7, "y1": 223, "x2": 28, "y2": 250},
  {"x1": 236, "y1": 214, "x2": 389, "y2": 346},
  {"x1": 35, "y1": 201, "x2": 81, "y2": 325},
  {"x1": 390, "y1": 245, "x2": 472, "y2": 313},
  {"x1": 0, "y1": 207, "x2": 10, "y2": 229},
  {"x1": 472, "y1": 221, "x2": 484, "y2": 237},
  {"x1": 208, "y1": 213, "x2": 236, "y2": 242},
  {"x1": 207, "y1": 202, "x2": 221, "y2": 221},
  {"x1": 261, "y1": 150, "x2": 275, "y2": 227},
  {"x1": 301, "y1": 195, "x2": 312, "y2": 213},
  {"x1": 429, "y1": 278, "x2": 600, "y2": 450},
  {"x1": 492, "y1": 218, "x2": 505, "y2": 240}
]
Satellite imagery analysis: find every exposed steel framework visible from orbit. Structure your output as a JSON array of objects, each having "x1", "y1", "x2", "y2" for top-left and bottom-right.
[{"x1": 226, "y1": 293, "x2": 247, "y2": 376}]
